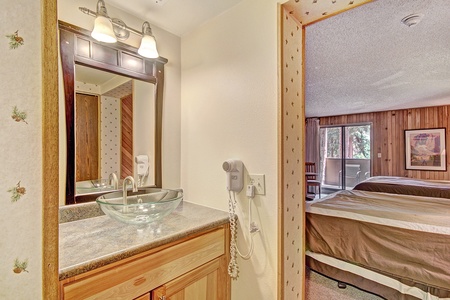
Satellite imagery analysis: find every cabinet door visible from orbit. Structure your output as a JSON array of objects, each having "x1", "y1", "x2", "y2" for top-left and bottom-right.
[
  {"x1": 150, "y1": 286, "x2": 166, "y2": 300},
  {"x1": 134, "y1": 293, "x2": 150, "y2": 300},
  {"x1": 152, "y1": 257, "x2": 227, "y2": 300}
]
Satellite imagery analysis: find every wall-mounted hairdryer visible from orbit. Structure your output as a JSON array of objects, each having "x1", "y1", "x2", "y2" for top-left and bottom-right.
[
  {"x1": 135, "y1": 155, "x2": 149, "y2": 176},
  {"x1": 222, "y1": 159, "x2": 244, "y2": 192}
]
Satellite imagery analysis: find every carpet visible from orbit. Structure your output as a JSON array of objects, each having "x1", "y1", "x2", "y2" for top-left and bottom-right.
[{"x1": 305, "y1": 268, "x2": 384, "y2": 300}]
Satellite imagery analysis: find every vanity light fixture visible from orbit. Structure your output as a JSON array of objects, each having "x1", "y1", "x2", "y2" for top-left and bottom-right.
[
  {"x1": 138, "y1": 22, "x2": 159, "y2": 58},
  {"x1": 90, "y1": 0, "x2": 117, "y2": 43},
  {"x1": 79, "y1": 0, "x2": 159, "y2": 58}
]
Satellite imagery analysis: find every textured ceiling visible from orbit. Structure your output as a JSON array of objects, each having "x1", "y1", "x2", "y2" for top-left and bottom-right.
[{"x1": 305, "y1": 0, "x2": 450, "y2": 117}]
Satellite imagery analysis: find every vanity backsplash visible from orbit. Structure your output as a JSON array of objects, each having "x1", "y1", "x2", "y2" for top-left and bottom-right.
[{"x1": 59, "y1": 202, "x2": 104, "y2": 223}]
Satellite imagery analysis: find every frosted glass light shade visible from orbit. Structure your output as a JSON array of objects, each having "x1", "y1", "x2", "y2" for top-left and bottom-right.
[
  {"x1": 91, "y1": 15, "x2": 117, "y2": 43},
  {"x1": 138, "y1": 35, "x2": 159, "y2": 58}
]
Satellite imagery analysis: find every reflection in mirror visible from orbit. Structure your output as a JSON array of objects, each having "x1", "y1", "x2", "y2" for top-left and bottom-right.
[
  {"x1": 59, "y1": 21, "x2": 167, "y2": 205},
  {"x1": 74, "y1": 65, "x2": 156, "y2": 199}
]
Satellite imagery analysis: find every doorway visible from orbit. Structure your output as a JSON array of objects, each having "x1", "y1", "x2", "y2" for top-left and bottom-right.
[{"x1": 319, "y1": 124, "x2": 371, "y2": 191}]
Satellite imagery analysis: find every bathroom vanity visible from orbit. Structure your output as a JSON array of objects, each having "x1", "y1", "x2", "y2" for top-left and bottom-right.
[{"x1": 59, "y1": 202, "x2": 230, "y2": 299}]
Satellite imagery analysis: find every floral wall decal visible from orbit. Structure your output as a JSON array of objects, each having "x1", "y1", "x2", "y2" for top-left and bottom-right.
[
  {"x1": 13, "y1": 258, "x2": 29, "y2": 274},
  {"x1": 11, "y1": 106, "x2": 28, "y2": 124},
  {"x1": 5, "y1": 30, "x2": 24, "y2": 49},
  {"x1": 8, "y1": 181, "x2": 26, "y2": 202},
  {"x1": 2, "y1": 0, "x2": 42, "y2": 297}
]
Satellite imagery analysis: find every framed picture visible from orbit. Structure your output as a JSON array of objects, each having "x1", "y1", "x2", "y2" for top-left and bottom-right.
[{"x1": 405, "y1": 128, "x2": 447, "y2": 171}]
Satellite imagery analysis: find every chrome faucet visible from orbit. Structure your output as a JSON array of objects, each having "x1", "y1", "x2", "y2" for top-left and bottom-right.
[
  {"x1": 122, "y1": 176, "x2": 138, "y2": 205},
  {"x1": 109, "y1": 172, "x2": 119, "y2": 190}
]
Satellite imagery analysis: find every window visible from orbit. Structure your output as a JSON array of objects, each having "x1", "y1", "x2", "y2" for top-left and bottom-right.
[{"x1": 319, "y1": 124, "x2": 371, "y2": 191}]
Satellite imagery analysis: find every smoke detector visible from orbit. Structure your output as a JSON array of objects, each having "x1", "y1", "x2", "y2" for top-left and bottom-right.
[
  {"x1": 155, "y1": 0, "x2": 169, "y2": 6},
  {"x1": 401, "y1": 14, "x2": 424, "y2": 27}
]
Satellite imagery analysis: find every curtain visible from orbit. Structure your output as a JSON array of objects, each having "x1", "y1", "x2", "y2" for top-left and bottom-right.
[{"x1": 305, "y1": 118, "x2": 320, "y2": 166}]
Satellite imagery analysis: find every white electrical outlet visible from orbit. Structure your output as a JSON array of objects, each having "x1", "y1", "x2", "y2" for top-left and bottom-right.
[{"x1": 248, "y1": 174, "x2": 265, "y2": 195}]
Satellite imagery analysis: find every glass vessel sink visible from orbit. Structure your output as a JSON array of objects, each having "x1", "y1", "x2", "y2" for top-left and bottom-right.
[
  {"x1": 96, "y1": 188, "x2": 183, "y2": 225},
  {"x1": 76, "y1": 179, "x2": 115, "y2": 194}
]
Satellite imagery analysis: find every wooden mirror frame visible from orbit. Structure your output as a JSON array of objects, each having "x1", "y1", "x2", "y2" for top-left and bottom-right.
[{"x1": 59, "y1": 21, "x2": 168, "y2": 205}]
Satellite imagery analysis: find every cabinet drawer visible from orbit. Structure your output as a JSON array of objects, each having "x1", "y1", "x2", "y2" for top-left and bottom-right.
[{"x1": 61, "y1": 227, "x2": 225, "y2": 299}]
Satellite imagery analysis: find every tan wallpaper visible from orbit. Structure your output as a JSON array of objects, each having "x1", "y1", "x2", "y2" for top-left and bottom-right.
[
  {"x1": 0, "y1": 0, "x2": 43, "y2": 297},
  {"x1": 319, "y1": 105, "x2": 450, "y2": 180},
  {"x1": 280, "y1": 7, "x2": 305, "y2": 300},
  {"x1": 100, "y1": 96, "x2": 121, "y2": 179}
]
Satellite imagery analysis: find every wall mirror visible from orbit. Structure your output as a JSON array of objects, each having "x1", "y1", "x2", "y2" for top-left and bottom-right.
[{"x1": 59, "y1": 21, "x2": 167, "y2": 205}]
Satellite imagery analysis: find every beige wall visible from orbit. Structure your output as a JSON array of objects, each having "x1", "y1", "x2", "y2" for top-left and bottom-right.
[
  {"x1": 0, "y1": 0, "x2": 43, "y2": 298},
  {"x1": 181, "y1": 0, "x2": 280, "y2": 298},
  {"x1": 58, "y1": 0, "x2": 182, "y2": 202},
  {"x1": 133, "y1": 81, "x2": 156, "y2": 186}
]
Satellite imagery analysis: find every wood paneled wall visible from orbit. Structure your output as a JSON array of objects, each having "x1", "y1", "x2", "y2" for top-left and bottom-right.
[
  {"x1": 121, "y1": 94, "x2": 133, "y2": 179},
  {"x1": 318, "y1": 105, "x2": 450, "y2": 180}
]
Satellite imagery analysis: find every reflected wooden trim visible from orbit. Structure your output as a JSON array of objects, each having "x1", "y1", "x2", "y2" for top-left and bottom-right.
[
  {"x1": 121, "y1": 94, "x2": 134, "y2": 178},
  {"x1": 60, "y1": 29, "x2": 76, "y2": 204},
  {"x1": 59, "y1": 20, "x2": 167, "y2": 204},
  {"x1": 42, "y1": 0, "x2": 59, "y2": 298},
  {"x1": 154, "y1": 62, "x2": 165, "y2": 187}
]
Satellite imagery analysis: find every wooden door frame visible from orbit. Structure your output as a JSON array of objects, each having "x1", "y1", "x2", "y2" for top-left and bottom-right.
[
  {"x1": 42, "y1": 0, "x2": 59, "y2": 298},
  {"x1": 278, "y1": 1, "x2": 373, "y2": 299}
]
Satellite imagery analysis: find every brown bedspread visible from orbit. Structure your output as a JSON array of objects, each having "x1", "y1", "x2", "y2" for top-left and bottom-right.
[
  {"x1": 306, "y1": 190, "x2": 450, "y2": 296},
  {"x1": 353, "y1": 176, "x2": 450, "y2": 198}
]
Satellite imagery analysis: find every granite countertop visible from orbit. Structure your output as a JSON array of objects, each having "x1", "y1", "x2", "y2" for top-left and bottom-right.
[{"x1": 59, "y1": 201, "x2": 229, "y2": 280}]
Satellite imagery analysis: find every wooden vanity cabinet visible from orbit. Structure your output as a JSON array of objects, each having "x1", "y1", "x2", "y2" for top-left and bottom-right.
[
  {"x1": 134, "y1": 294, "x2": 150, "y2": 300},
  {"x1": 150, "y1": 256, "x2": 225, "y2": 300},
  {"x1": 60, "y1": 224, "x2": 230, "y2": 300}
]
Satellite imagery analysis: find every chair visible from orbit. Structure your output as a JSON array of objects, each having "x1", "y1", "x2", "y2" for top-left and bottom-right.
[{"x1": 305, "y1": 162, "x2": 321, "y2": 198}]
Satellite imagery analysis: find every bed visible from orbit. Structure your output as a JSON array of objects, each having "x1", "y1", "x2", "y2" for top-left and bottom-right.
[
  {"x1": 353, "y1": 176, "x2": 450, "y2": 199},
  {"x1": 306, "y1": 189, "x2": 450, "y2": 300}
]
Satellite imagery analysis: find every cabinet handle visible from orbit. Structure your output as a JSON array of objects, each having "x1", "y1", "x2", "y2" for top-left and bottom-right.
[{"x1": 159, "y1": 297, "x2": 166, "y2": 300}]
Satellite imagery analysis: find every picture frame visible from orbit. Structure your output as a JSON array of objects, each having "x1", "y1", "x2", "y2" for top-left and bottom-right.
[{"x1": 405, "y1": 128, "x2": 447, "y2": 171}]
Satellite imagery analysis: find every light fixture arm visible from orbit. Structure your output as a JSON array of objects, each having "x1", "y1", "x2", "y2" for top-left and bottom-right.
[
  {"x1": 142, "y1": 21, "x2": 154, "y2": 36},
  {"x1": 96, "y1": 0, "x2": 109, "y2": 18}
]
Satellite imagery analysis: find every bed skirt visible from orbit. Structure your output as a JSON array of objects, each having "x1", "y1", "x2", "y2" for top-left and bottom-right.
[{"x1": 306, "y1": 251, "x2": 450, "y2": 300}]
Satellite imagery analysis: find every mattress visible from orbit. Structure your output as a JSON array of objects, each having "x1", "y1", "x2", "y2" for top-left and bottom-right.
[
  {"x1": 353, "y1": 176, "x2": 450, "y2": 198},
  {"x1": 306, "y1": 190, "x2": 450, "y2": 299}
]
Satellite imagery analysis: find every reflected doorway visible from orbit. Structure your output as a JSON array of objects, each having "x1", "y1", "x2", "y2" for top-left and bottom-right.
[{"x1": 75, "y1": 93, "x2": 99, "y2": 181}]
